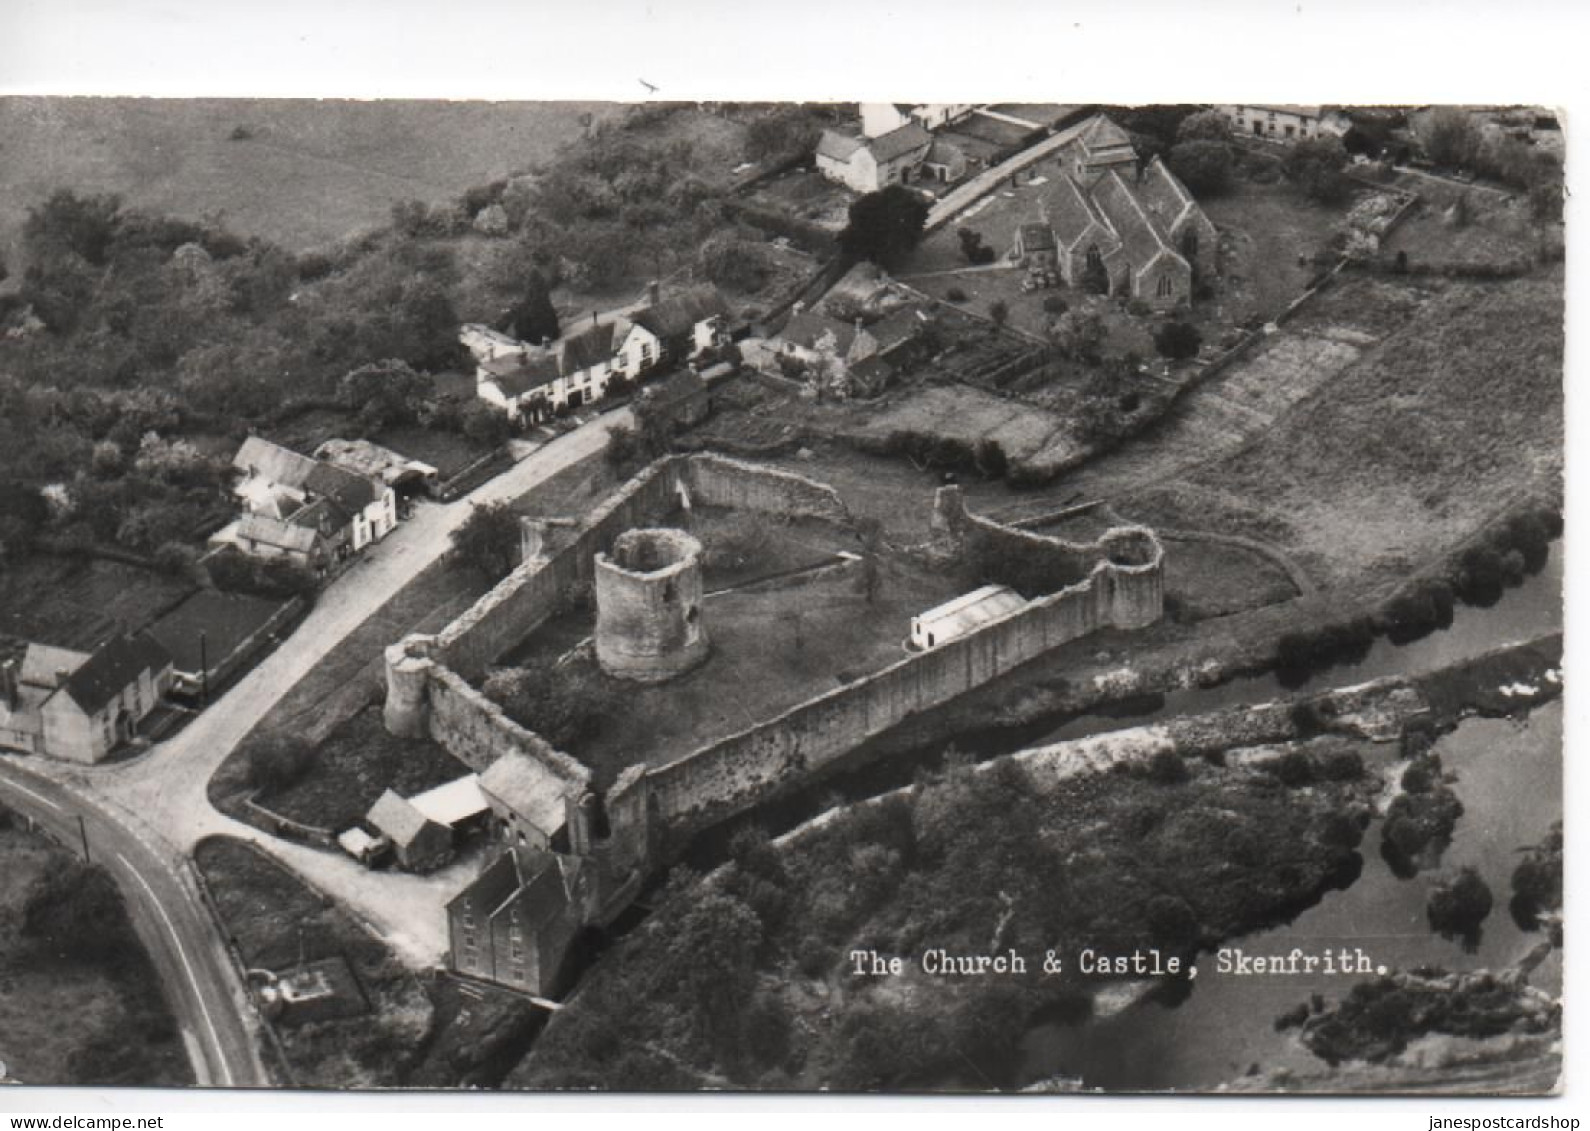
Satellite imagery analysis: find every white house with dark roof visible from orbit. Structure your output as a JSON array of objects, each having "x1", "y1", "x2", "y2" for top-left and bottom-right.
[
  {"x1": 1219, "y1": 105, "x2": 1350, "y2": 142},
  {"x1": 0, "y1": 632, "x2": 173, "y2": 763},
  {"x1": 816, "y1": 122, "x2": 935, "y2": 193}
]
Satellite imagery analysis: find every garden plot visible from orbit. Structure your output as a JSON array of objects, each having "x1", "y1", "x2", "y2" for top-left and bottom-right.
[{"x1": 852, "y1": 385, "x2": 1072, "y2": 465}]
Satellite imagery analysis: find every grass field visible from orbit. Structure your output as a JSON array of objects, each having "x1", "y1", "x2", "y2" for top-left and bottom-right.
[
  {"x1": 0, "y1": 818, "x2": 189, "y2": 1087},
  {"x1": 1118, "y1": 270, "x2": 1565, "y2": 592},
  {"x1": 258, "y1": 707, "x2": 466, "y2": 832},
  {"x1": 0, "y1": 97, "x2": 611, "y2": 267}
]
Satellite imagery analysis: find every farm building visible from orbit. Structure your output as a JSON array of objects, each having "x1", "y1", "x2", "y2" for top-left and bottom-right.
[
  {"x1": 1219, "y1": 105, "x2": 1351, "y2": 142},
  {"x1": 816, "y1": 122, "x2": 934, "y2": 193},
  {"x1": 367, "y1": 789, "x2": 453, "y2": 873},
  {"x1": 226, "y1": 436, "x2": 399, "y2": 562},
  {"x1": 910, "y1": 585, "x2": 1027, "y2": 651}
]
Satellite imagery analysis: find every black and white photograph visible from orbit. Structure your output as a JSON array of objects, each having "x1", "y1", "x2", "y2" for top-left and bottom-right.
[{"x1": 0, "y1": 2, "x2": 1577, "y2": 1117}]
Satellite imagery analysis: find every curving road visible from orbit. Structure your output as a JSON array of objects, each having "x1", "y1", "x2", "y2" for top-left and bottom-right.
[{"x1": 0, "y1": 759, "x2": 269, "y2": 1088}]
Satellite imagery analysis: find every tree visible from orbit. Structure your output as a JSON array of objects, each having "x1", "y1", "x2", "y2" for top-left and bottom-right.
[
  {"x1": 500, "y1": 269, "x2": 560, "y2": 345},
  {"x1": 1080, "y1": 255, "x2": 1110, "y2": 296},
  {"x1": 460, "y1": 400, "x2": 512, "y2": 446},
  {"x1": 23, "y1": 860, "x2": 133, "y2": 964},
  {"x1": 1419, "y1": 108, "x2": 1479, "y2": 169},
  {"x1": 1176, "y1": 109, "x2": 1232, "y2": 144},
  {"x1": 450, "y1": 501, "x2": 523, "y2": 579},
  {"x1": 483, "y1": 661, "x2": 617, "y2": 750},
  {"x1": 1427, "y1": 866, "x2": 1493, "y2": 952},
  {"x1": 838, "y1": 185, "x2": 930, "y2": 269},
  {"x1": 957, "y1": 227, "x2": 986, "y2": 263},
  {"x1": 744, "y1": 107, "x2": 822, "y2": 164},
  {"x1": 1052, "y1": 310, "x2": 1107, "y2": 362},
  {"x1": 1168, "y1": 140, "x2": 1233, "y2": 195},
  {"x1": 1284, "y1": 136, "x2": 1351, "y2": 203},
  {"x1": 23, "y1": 189, "x2": 123, "y2": 267},
  {"x1": 246, "y1": 733, "x2": 316, "y2": 792},
  {"x1": 697, "y1": 233, "x2": 770, "y2": 292},
  {"x1": 988, "y1": 299, "x2": 1009, "y2": 328},
  {"x1": 853, "y1": 516, "x2": 884, "y2": 604},
  {"x1": 1153, "y1": 320, "x2": 1203, "y2": 362}
]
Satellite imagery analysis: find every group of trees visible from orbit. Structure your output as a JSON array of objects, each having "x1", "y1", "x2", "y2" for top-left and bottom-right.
[
  {"x1": 1167, "y1": 109, "x2": 1236, "y2": 196},
  {"x1": 482, "y1": 659, "x2": 618, "y2": 751},
  {"x1": 838, "y1": 185, "x2": 930, "y2": 269},
  {"x1": 1416, "y1": 108, "x2": 1564, "y2": 222}
]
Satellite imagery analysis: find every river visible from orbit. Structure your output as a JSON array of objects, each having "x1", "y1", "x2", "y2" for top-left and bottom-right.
[{"x1": 1016, "y1": 548, "x2": 1563, "y2": 1092}]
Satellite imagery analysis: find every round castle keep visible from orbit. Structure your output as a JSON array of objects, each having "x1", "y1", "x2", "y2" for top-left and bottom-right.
[{"x1": 594, "y1": 528, "x2": 709, "y2": 682}]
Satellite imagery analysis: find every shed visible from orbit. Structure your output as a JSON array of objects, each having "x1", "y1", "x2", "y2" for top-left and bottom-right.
[
  {"x1": 408, "y1": 774, "x2": 492, "y2": 835},
  {"x1": 366, "y1": 789, "x2": 453, "y2": 873},
  {"x1": 910, "y1": 585, "x2": 1027, "y2": 650}
]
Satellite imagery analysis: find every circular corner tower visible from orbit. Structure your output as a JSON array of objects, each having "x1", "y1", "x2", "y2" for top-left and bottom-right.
[{"x1": 594, "y1": 528, "x2": 710, "y2": 682}]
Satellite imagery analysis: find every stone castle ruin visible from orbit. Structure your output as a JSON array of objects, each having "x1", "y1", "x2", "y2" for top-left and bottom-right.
[
  {"x1": 594, "y1": 528, "x2": 709, "y2": 682},
  {"x1": 382, "y1": 453, "x2": 1164, "y2": 996}
]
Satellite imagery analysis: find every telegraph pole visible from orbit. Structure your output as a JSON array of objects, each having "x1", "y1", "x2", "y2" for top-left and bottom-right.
[
  {"x1": 199, "y1": 630, "x2": 209, "y2": 707},
  {"x1": 77, "y1": 814, "x2": 90, "y2": 862}
]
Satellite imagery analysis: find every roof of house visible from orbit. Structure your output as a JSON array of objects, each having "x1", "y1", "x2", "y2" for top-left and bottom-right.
[
  {"x1": 1018, "y1": 222, "x2": 1058, "y2": 253},
  {"x1": 58, "y1": 632, "x2": 172, "y2": 716},
  {"x1": 924, "y1": 137, "x2": 966, "y2": 167},
  {"x1": 1048, "y1": 172, "x2": 1115, "y2": 251},
  {"x1": 868, "y1": 306, "x2": 931, "y2": 354},
  {"x1": 19, "y1": 642, "x2": 91, "y2": 689},
  {"x1": 234, "y1": 436, "x2": 318, "y2": 489},
  {"x1": 287, "y1": 497, "x2": 350, "y2": 534},
  {"x1": 780, "y1": 309, "x2": 861, "y2": 354},
  {"x1": 867, "y1": 121, "x2": 934, "y2": 165},
  {"x1": 1091, "y1": 169, "x2": 1182, "y2": 275},
  {"x1": 408, "y1": 775, "x2": 491, "y2": 828},
  {"x1": 479, "y1": 750, "x2": 570, "y2": 840},
  {"x1": 631, "y1": 286, "x2": 730, "y2": 341},
  {"x1": 304, "y1": 461, "x2": 382, "y2": 513},
  {"x1": 367, "y1": 789, "x2": 441, "y2": 848},
  {"x1": 1075, "y1": 114, "x2": 1136, "y2": 161},
  {"x1": 1136, "y1": 155, "x2": 1199, "y2": 232},
  {"x1": 558, "y1": 321, "x2": 617, "y2": 377},
  {"x1": 313, "y1": 438, "x2": 438, "y2": 485},
  {"x1": 915, "y1": 584, "x2": 1027, "y2": 635},
  {"x1": 238, "y1": 511, "x2": 323, "y2": 554},
  {"x1": 482, "y1": 352, "x2": 562, "y2": 398},
  {"x1": 816, "y1": 129, "x2": 867, "y2": 163}
]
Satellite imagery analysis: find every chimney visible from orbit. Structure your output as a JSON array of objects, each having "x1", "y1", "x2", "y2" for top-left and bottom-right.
[
  {"x1": 1, "y1": 659, "x2": 17, "y2": 711},
  {"x1": 55, "y1": 668, "x2": 70, "y2": 689},
  {"x1": 648, "y1": 280, "x2": 660, "y2": 306}
]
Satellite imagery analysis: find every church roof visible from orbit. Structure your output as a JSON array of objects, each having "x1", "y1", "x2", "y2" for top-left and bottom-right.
[{"x1": 1091, "y1": 170, "x2": 1183, "y2": 275}]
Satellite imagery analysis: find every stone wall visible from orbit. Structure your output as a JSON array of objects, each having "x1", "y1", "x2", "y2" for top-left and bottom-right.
[
  {"x1": 425, "y1": 664, "x2": 590, "y2": 792},
  {"x1": 680, "y1": 454, "x2": 853, "y2": 527},
  {"x1": 628, "y1": 519, "x2": 1164, "y2": 856}
]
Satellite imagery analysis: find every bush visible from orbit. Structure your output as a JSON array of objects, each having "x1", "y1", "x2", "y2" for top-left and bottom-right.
[
  {"x1": 1270, "y1": 748, "x2": 1315, "y2": 788},
  {"x1": 450, "y1": 501, "x2": 522, "y2": 580},
  {"x1": 1042, "y1": 295, "x2": 1068, "y2": 315},
  {"x1": 1427, "y1": 866, "x2": 1493, "y2": 950},
  {"x1": 1314, "y1": 745, "x2": 1365, "y2": 782},
  {"x1": 247, "y1": 733, "x2": 316, "y2": 793},
  {"x1": 483, "y1": 661, "x2": 619, "y2": 751},
  {"x1": 1153, "y1": 320, "x2": 1203, "y2": 362},
  {"x1": 945, "y1": 286, "x2": 967, "y2": 303},
  {"x1": 1143, "y1": 747, "x2": 1190, "y2": 785},
  {"x1": 1168, "y1": 140, "x2": 1234, "y2": 195}
]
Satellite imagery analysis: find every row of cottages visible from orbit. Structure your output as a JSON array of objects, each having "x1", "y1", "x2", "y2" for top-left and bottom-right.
[
  {"x1": 1010, "y1": 115, "x2": 1218, "y2": 310},
  {"x1": 470, "y1": 285, "x2": 734, "y2": 426},
  {"x1": 778, "y1": 304, "x2": 936, "y2": 397},
  {"x1": 226, "y1": 437, "x2": 400, "y2": 569},
  {"x1": 1218, "y1": 105, "x2": 1351, "y2": 143},
  {"x1": 815, "y1": 123, "x2": 970, "y2": 193},
  {"x1": 0, "y1": 633, "x2": 174, "y2": 763}
]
